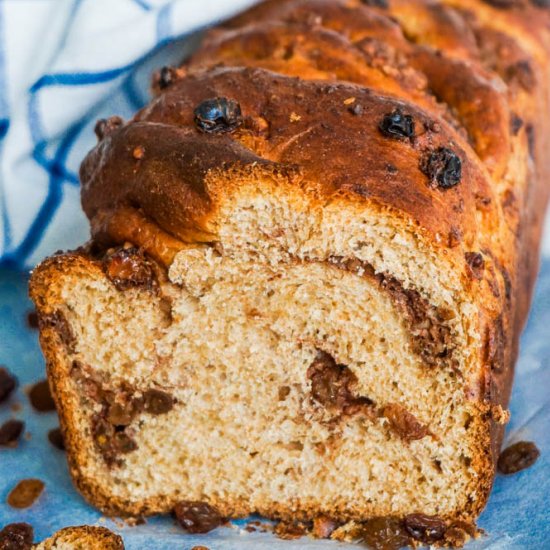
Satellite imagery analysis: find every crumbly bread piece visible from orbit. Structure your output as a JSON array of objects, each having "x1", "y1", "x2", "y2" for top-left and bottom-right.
[
  {"x1": 29, "y1": 0, "x2": 550, "y2": 537},
  {"x1": 34, "y1": 526, "x2": 123, "y2": 550}
]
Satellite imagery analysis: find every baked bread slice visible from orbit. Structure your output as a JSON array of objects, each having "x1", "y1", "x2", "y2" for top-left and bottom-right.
[
  {"x1": 29, "y1": 0, "x2": 550, "y2": 543},
  {"x1": 34, "y1": 526, "x2": 124, "y2": 550}
]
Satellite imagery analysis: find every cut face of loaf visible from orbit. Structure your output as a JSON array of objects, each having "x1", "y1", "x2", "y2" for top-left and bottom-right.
[
  {"x1": 30, "y1": 191, "x2": 500, "y2": 523},
  {"x1": 29, "y1": 0, "x2": 550, "y2": 537}
]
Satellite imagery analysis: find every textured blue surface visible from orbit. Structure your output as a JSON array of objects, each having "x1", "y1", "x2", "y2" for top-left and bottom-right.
[{"x1": 0, "y1": 265, "x2": 548, "y2": 549}]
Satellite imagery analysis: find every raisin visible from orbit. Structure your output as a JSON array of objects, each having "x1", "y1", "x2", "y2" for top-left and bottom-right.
[
  {"x1": 0, "y1": 419, "x2": 25, "y2": 447},
  {"x1": 507, "y1": 60, "x2": 536, "y2": 91},
  {"x1": 26, "y1": 311, "x2": 39, "y2": 329},
  {"x1": 28, "y1": 380, "x2": 56, "y2": 412},
  {"x1": 383, "y1": 404, "x2": 429, "y2": 442},
  {"x1": 403, "y1": 513, "x2": 447, "y2": 543},
  {"x1": 94, "y1": 116, "x2": 123, "y2": 140},
  {"x1": 194, "y1": 98, "x2": 243, "y2": 134},
  {"x1": 421, "y1": 147, "x2": 462, "y2": 189},
  {"x1": 113, "y1": 432, "x2": 138, "y2": 454},
  {"x1": 143, "y1": 389, "x2": 174, "y2": 415},
  {"x1": 361, "y1": 0, "x2": 389, "y2": 7},
  {"x1": 379, "y1": 109, "x2": 415, "y2": 140},
  {"x1": 482, "y1": 0, "x2": 521, "y2": 6},
  {"x1": 312, "y1": 516, "x2": 337, "y2": 539},
  {"x1": 38, "y1": 311, "x2": 75, "y2": 352},
  {"x1": 359, "y1": 517, "x2": 411, "y2": 550},
  {"x1": 510, "y1": 114, "x2": 524, "y2": 135},
  {"x1": 102, "y1": 247, "x2": 156, "y2": 291},
  {"x1": 107, "y1": 402, "x2": 137, "y2": 426},
  {"x1": 158, "y1": 66, "x2": 175, "y2": 89},
  {"x1": 0, "y1": 522, "x2": 34, "y2": 550},
  {"x1": 0, "y1": 367, "x2": 17, "y2": 403},
  {"x1": 465, "y1": 252, "x2": 485, "y2": 280},
  {"x1": 497, "y1": 441, "x2": 540, "y2": 474},
  {"x1": 48, "y1": 428, "x2": 65, "y2": 450},
  {"x1": 6, "y1": 479, "x2": 45, "y2": 509},
  {"x1": 174, "y1": 501, "x2": 223, "y2": 534}
]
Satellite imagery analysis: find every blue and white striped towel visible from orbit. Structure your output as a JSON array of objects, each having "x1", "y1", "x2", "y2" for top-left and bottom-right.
[{"x1": 0, "y1": 0, "x2": 259, "y2": 269}]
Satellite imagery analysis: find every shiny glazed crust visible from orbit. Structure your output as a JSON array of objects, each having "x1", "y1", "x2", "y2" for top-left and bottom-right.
[{"x1": 30, "y1": 0, "x2": 550, "y2": 527}]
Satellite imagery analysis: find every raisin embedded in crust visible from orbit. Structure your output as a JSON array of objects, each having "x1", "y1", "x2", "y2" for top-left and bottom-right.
[
  {"x1": 174, "y1": 501, "x2": 223, "y2": 534},
  {"x1": 102, "y1": 247, "x2": 157, "y2": 291},
  {"x1": 360, "y1": 0, "x2": 390, "y2": 7},
  {"x1": 94, "y1": 116, "x2": 124, "y2": 140},
  {"x1": 194, "y1": 97, "x2": 243, "y2": 134},
  {"x1": 379, "y1": 109, "x2": 415, "y2": 140},
  {"x1": 421, "y1": 147, "x2": 462, "y2": 189}
]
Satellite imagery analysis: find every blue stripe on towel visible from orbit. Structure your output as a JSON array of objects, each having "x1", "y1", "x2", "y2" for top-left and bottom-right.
[
  {"x1": 131, "y1": 0, "x2": 153, "y2": 11},
  {"x1": 6, "y1": 119, "x2": 88, "y2": 264},
  {"x1": 0, "y1": 2, "x2": 12, "y2": 253}
]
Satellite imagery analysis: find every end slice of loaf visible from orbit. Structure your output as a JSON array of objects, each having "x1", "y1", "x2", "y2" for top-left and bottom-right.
[
  {"x1": 29, "y1": 0, "x2": 550, "y2": 543},
  {"x1": 34, "y1": 526, "x2": 123, "y2": 550}
]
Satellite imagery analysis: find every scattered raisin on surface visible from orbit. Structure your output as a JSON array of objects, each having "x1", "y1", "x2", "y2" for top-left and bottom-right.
[
  {"x1": 497, "y1": 441, "x2": 540, "y2": 474},
  {"x1": 143, "y1": 389, "x2": 174, "y2": 415},
  {"x1": 0, "y1": 420, "x2": 25, "y2": 448},
  {"x1": 403, "y1": 514, "x2": 447, "y2": 543},
  {"x1": 102, "y1": 247, "x2": 156, "y2": 291},
  {"x1": 421, "y1": 147, "x2": 462, "y2": 189},
  {"x1": 0, "y1": 522, "x2": 34, "y2": 550},
  {"x1": 379, "y1": 109, "x2": 415, "y2": 140},
  {"x1": 26, "y1": 311, "x2": 39, "y2": 329},
  {"x1": 6, "y1": 479, "x2": 45, "y2": 509},
  {"x1": 382, "y1": 403, "x2": 429, "y2": 442},
  {"x1": 28, "y1": 380, "x2": 56, "y2": 412},
  {"x1": 48, "y1": 428, "x2": 65, "y2": 451},
  {"x1": 0, "y1": 367, "x2": 17, "y2": 404},
  {"x1": 94, "y1": 116, "x2": 123, "y2": 140},
  {"x1": 174, "y1": 501, "x2": 223, "y2": 534},
  {"x1": 359, "y1": 517, "x2": 411, "y2": 550},
  {"x1": 194, "y1": 97, "x2": 243, "y2": 134}
]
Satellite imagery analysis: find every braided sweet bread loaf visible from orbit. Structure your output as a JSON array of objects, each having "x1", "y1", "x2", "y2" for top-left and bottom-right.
[{"x1": 30, "y1": 0, "x2": 549, "y2": 544}]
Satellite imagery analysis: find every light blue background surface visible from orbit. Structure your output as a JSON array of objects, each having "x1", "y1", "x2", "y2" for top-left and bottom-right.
[{"x1": 0, "y1": 265, "x2": 548, "y2": 549}]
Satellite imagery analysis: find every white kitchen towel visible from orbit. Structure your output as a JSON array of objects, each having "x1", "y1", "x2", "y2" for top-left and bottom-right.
[{"x1": 0, "y1": 0, "x2": 259, "y2": 269}]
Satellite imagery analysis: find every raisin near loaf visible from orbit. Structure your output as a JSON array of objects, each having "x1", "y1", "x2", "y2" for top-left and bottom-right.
[{"x1": 30, "y1": 0, "x2": 550, "y2": 542}]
